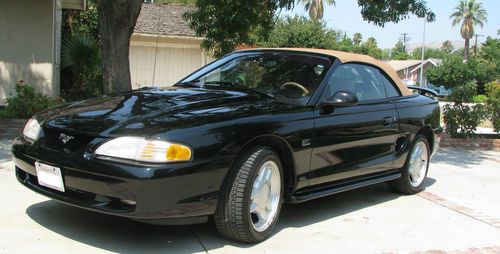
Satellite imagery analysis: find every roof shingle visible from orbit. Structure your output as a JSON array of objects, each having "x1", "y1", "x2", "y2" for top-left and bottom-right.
[{"x1": 134, "y1": 3, "x2": 196, "y2": 37}]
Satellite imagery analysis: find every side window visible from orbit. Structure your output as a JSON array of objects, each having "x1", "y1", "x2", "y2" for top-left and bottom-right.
[
  {"x1": 327, "y1": 64, "x2": 386, "y2": 101},
  {"x1": 379, "y1": 72, "x2": 401, "y2": 97}
]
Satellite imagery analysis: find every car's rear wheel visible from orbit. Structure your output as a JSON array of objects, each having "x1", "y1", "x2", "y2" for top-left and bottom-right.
[
  {"x1": 389, "y1": 134, "x2": 430, "y2": 194},
  {"x1": 215, "y1": 147, "x2": 283, "y2": 243}
]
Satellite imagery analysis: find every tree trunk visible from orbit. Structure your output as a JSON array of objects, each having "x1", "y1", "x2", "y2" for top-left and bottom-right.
[
  {"x1": 97, "y1": 0, "x2": 142, "y2": 94},
  {"x1": 464, "y1": 38, "x2": 469, "y2": 61}
]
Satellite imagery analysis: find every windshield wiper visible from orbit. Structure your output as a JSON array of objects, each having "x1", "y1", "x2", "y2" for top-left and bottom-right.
[
  {"x1": 176, "y1": 81, "x2": 199, "y2": 87},
  {"x1": 202, "y1": 81, "x2": 275, "y2": 99}
]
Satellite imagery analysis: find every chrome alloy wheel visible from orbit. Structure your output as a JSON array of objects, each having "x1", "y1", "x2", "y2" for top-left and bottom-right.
[
  {"x1": 250, "y1": 160, "x2": 281, "y2": 232},
  {"x1": 408, "y1": 141, "x2": 429, "y2": 187}
]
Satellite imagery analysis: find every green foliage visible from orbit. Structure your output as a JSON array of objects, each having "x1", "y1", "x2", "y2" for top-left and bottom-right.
[
  {"x1": 301, "y1": 0, "x2": 336, "y2": 21},
  {"x1": 411, "y1": 47, "x2": 448, "y2": 60},
  {"x1": 450, "y1": 0, "x2": 488, "y2": 60},
  {"x1": 352, "y1": 32, "x2": 362, "y2": 45},
  {"x1": 427, "y1": 37, "x2": 499, "y2": 136},
  {"x1": 450, "y1": 0, "x2": 487, "y2": 39},
  {"x1": 62, "y1": 33, "x2": 100, "y2": 73},
  {"x1": 441, "y1": 40, "x2": 454, "y2": 53},
  {"x1": 380, "y1": 49, "x2": 391, "y2": 60},
  {"x1": 63, "y1": 0, "x2": 99, "y2": 41},
  {"x1": 426, "y1": 38, "x2": 499, "y2": 94},
  {"x1": 443, "y1": 103, "x2": 487, "y2": 136},
  {"x1": 485, "y1": 81, "x2": 500, "y2": 133},
  {"x1": 61, "y1": 0, "x2": 101, "y2": 101},
  {"x1": 472, "y1": 94, "x2": 487, "y2": 103},
  {"x1": 392, "y1": 52, "x2": 410, "y2": 60},
  {"x1": 426, "y1": 56, "x2": 474, "y2": 89},
  {"x1": 258, "y1": 16, "x2": 337, "y2": 49},
  {"x1": 357, "y1": 0, "x2": 435, "y2": 26},
  {"x1": 357, "y1": 37, "x2": 383, "y2": 59},
  {"x1": 61, "y1": 33, "x2": 102, "y2": 101},
  {"x1": 448, "y1": 81, "x2": 477, "y2": 103},
  {"x1": 2, "y1": 82, "x2": 58, "y2": 119},
  {"x1": 184, "y1": 0, "x2": 293, "y2": 57},
  {"x1": 185, "y1": 0, "x2": 435, "y2": 57},
  {"x1": 467, "y1": 57, "x2": 497, "y2": 94},
  {"x1": 391, "y1": 40, "x2": 407, "y2": 58},
  {"x1": 477, "y1": 37, "x2": 500, "y2": 78},
  {"x1": 443, "y1": 82, "x2": 488, "y2": 136},
  {"x1": 256, "y1": 17, "x2": 384, "y2": 59}
]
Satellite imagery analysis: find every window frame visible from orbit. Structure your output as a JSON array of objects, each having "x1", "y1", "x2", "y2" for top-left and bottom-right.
[
  {"x1": 178, "y1": 50, "x2": 335, "y2": 106},
  {"x1": 316, "y1": 62, "x2": 403, "y2": 106},
  {"x1": 377, "y1": 68, "x2": 402, "y2": 98}
]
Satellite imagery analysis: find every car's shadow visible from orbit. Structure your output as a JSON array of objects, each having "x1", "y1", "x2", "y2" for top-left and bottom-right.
[{"x1": 26, "y1": 179, "x2": 436, "y2": 253}]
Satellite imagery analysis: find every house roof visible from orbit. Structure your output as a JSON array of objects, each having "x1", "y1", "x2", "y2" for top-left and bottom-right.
[
  {"x1": 409, "y1": 58, "x2": 442, "y2": 73},
  {"x1": 385, "y1": 58, "x2": 443, "y2": 73},
  {"x1": 385, "y1": 60, "x2": 423, "y2": 72},
  {"x1": 134, "y1": 3, "x2": 196, "y2": 37},
  {"x1": 238, "y1": 48, "x2": 412, "y2": 96}
]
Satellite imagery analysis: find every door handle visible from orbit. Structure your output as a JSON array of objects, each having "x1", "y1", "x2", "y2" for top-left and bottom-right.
[{"x1": 383, "y1": 117, "x2": 397, "y2": 126}]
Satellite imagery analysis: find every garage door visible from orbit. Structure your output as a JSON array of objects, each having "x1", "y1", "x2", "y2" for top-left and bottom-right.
[{"x1": 129, "y1": 45, "x2": 211, "y2": 89}]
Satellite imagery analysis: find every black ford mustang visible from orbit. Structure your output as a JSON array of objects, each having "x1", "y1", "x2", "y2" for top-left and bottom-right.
[{"x1": 13, "y1": 48, "x2": 442, "y2": 243}]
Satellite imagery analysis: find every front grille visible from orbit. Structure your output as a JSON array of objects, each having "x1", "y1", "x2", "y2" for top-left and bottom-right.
[{"x1": 43, "y1": 127, "x2": 94, "y2": 152}]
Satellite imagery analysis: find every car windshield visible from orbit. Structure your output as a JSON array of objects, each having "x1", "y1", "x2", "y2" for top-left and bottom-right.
[{"x1": 179, "y1": 52, "x2": 332, "y2": 104}]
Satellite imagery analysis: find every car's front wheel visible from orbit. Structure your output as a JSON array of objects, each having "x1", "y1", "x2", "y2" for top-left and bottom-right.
[
  {"x1": 389, "y1": 134, "x2": 430, "y2": 194},
  {"x1": 215, "y1": 147, "x2": 283, "y2": 243}
]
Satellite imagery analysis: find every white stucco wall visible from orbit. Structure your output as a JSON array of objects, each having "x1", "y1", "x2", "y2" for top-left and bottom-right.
[
  {"x1": 0, "y1": 0, "x2": 61, "y2": 104},
  {"x1": 130, "y1": 33, "x2": 214, "y2": 89}
]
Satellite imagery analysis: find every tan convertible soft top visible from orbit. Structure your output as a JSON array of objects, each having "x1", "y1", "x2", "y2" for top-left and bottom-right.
[{"x1": 237, "y1": 48, "x2": 412, "y2": 96}]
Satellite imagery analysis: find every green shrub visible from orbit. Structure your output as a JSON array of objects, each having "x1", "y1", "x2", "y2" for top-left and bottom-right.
[
  {"x1": 3, "y1": 82, "x2": 58, "y2": 119},
  {"x1": 485, "y1": 81, "x2": 500, "y2": 133},
  {"x1": 443, "y1": 82, "x2": 488, "y2": 136},
  {"x1": 257, "y1": 16, "x2": 338, "y2": 49},
  {"x1": 443, "y1": 103, "x2": 487, "y2": 136},
  {"x1": 61, "y1": 32, "x2": 102, "y2": 101},
  {"x1": 472, "y1": 94, "x2": 487, "y2": 103}
]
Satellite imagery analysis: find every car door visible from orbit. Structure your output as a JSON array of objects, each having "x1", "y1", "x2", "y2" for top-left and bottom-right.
[{"x1": 308, "y1": 63, "x2": 400, "y2": 186}]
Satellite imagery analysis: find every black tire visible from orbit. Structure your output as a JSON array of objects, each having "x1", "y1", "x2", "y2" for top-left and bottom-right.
[
  {"x1": 389, "y1": 134, "x2": 430, "y2": 195},
  {"x1": 214, "y1": 147, "x2": 284, "y2": 243}
]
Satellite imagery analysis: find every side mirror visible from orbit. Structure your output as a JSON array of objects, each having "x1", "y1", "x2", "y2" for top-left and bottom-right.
[{"x1": 320, "y1": 90, "x2": 359, "y2": 108}]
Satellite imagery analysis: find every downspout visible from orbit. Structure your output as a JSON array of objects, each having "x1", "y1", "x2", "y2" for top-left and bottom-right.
[{"x1": 51, "y1": 0, "x2": 62, "y2": 98}]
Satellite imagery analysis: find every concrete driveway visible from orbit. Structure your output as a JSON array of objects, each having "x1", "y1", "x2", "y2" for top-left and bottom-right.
[{"x1": 1, "y1": 139, "x2": 499, "y2": 254}]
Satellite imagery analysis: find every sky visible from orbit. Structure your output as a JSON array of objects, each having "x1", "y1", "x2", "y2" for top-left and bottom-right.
[{"x1": 284, "y1": 0, "x2": 500, "y2": 49}]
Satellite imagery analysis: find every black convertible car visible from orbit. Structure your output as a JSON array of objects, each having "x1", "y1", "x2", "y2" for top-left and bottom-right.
[{"x1": 13, "y1": 48, "x2": 441, "y2": 243}]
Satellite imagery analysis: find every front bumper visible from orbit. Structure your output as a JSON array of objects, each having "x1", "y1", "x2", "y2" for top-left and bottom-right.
[{"x1": 12, "y1": 136, "x2": 230, "y2": 223}]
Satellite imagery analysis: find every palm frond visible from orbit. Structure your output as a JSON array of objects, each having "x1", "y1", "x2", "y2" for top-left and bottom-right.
[{"x1": 61, "y1": 33, "x2": 100, "y2": 73}]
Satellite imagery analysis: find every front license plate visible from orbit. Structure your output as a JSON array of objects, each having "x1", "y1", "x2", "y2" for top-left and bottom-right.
[{"x1": 35, "y1": 162, "x2": 65, "y2": 192}]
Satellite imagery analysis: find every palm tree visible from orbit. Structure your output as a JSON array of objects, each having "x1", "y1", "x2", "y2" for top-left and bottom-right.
[
  {"x1": 301, "y1": 0, "x2": 335, "y2": 21},
  {"x1": 353, "y1": 32, "x2": 362, "y2": 45},
  {"x1": 441, "y1": 40, "x2": 454, "y2": 53},
  {"x1": 450, "y1": 0, "x2": 487, "y2": 60}
]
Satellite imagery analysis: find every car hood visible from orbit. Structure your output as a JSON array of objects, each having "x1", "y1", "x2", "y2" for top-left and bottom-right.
[{"x1": 39, "y1": 87, "x2": 275, "y2": 137}]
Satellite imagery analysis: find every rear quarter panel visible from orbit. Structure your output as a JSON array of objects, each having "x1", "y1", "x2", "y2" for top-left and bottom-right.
[{"x1": 392, "y1": 95, "x2": 442, "y2": 168}]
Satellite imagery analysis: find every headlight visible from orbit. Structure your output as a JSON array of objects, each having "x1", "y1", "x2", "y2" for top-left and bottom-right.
[
  {"x1": 95, "y1": 137, "x2": 192, "y2": 163},
  {"x1": 23, "y1": 118, "x2": 42, "y2": 141}
]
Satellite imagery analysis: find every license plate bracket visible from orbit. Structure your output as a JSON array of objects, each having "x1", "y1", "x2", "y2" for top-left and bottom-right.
[{"x1": 35, "y1": 162, "x2": 65, "y2": 192}]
